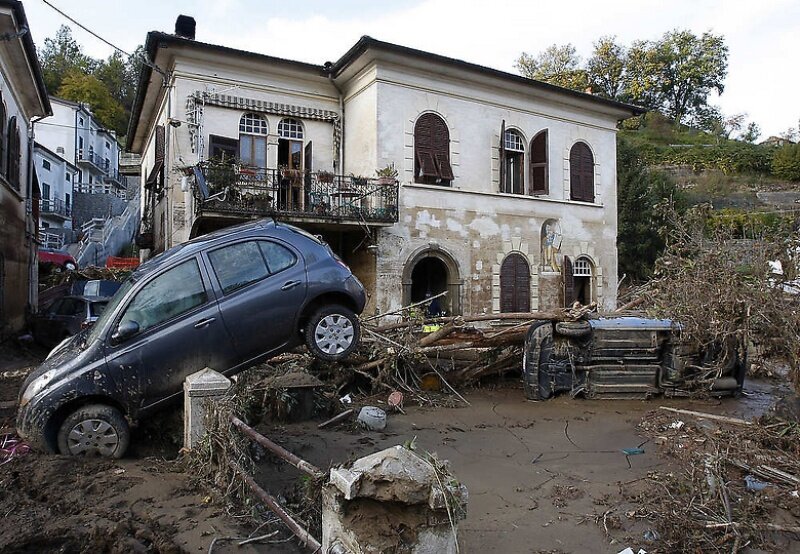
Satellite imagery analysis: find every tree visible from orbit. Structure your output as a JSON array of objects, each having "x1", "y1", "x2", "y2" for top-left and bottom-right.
[
  {"x1": 772, "y1": 144, "x2": 800, "y2": 181},
  {"x1": 57, "y1": 70, "x2": 127, "y2": 134},
  {"x1": 586, "y1": 36, "x2": 626, "y2": 100},
  {"x1": 38, "y1": 25, "x2": 95, "y2": 93},
  {"x1": 740, "y1": 122, "x2": 761, "y2": 143},
  {"x1": 515, "y1": 43, "x2": 589, "y2": 91},
  {"x1": 94, "y1": 47, "x2": 143, "y2": 129},
  {"x1": 626, "y1": 30, "x2": 728, "y2": 124}
]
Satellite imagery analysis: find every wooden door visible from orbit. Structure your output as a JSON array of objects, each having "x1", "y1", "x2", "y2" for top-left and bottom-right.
[
  {"x1": 562, "y1": 256, "x2": 575, "y2": 307},
  {"x1": 500, "y1": 253, "x2": 530, "y2": 313}
]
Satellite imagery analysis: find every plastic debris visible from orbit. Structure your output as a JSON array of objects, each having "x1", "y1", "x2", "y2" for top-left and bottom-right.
[
  {"x1": 622, "y1": 447, "x2": 646, "y2": 456},
  {"x1": 0, "y1": 433, "x2": 30, "y2": 466},
  {"x1": 643, "y1": 529, "x2": 660, "y2": 542},
  {"x1": 339, "y1": 394, "x2": 353, "y2": 405},
  {"x1": 744, "y1": 474, "x2": 769, "y2": 491},
  {"x1": 669, "y1": 420, "x2": 685, "y2": 429}
]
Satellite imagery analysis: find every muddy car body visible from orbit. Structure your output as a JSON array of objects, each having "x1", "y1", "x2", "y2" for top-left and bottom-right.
[
  {"x1": 523, "y1": 317, "x2": 747, "y2": 400},
  {"x1": 17, "y1": 219, "x2": 366, "y2": 457}
]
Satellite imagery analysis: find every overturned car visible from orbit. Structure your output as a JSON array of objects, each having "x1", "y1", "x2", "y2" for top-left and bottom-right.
[{"x1": 522, "y1": 317, "x2": 747, "y2": 400}]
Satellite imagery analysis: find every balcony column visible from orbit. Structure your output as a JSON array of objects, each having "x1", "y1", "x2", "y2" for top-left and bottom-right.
[{"x1": 266, "y1": 134, "x2": 279, "y2": 169}]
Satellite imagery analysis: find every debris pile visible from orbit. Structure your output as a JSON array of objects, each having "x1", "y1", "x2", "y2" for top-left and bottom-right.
[{"x1": 624, "y1": 408, "x2": 800, "y2": 551}]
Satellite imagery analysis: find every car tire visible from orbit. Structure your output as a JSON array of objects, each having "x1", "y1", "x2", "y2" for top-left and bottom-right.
[
  {"x1": 57, "y1": 404, "x2": 130, "y2": 458},
  {"x1": 305, "y1": 305, "x2": 360, "y2": 361},
  {"x1": 64, "y1": 262, "x2": 77, "y2": 271},
  {"x1": 554, "y1": 321, "x2": 592, "y2": 338}
]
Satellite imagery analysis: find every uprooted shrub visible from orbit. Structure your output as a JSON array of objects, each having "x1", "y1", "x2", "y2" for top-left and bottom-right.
[{"x1": 640, "y1": 203, "x2": 800, "y2": 388}]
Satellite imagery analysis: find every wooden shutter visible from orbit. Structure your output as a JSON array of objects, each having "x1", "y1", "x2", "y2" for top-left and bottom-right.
[
  {"x1": 570, "y1": 143, "x2": 594, "y2": 202},
  {"x1": 7, "y1": 117, "x2": 19, "y2": 190},
  {"x1": 500, "y1": 253, "x2": 530, "y2": 313},
  {"x1": 530, "y1": 131, "x2": 548, "y2": 195},
  {"x1": 414, "y1": 113, "x2": 451, "y2": 184},
  {"x1": 562, "y1": 256, "x2": 575, "y2": 307},
  {"x1": 499, "y1": 120, "x2": 506, "y2": 192},
  {"x1": 0, "y1": 95, "x2": 5, "y2": 178}
]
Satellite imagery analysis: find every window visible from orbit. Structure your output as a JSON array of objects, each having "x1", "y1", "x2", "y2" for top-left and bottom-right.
[
  {"x1": 42, "y1": 159, "x2": 51, "y2": 171},
  {"x1": 6, "y1": 117, "x2": 20, "y2": 190},
  {"x1": 66, "y1": 173, "x2": 71, "y2": 183},
  {"x1": 414, "y1": 113, "x2": 452, "y2": 186},
  {"x1": 65, "y1": 192, "x2": 71, "y2": 206},
  {"x1": 569, "y1": 142, "x2": 594, "y2": 202},
  {"x1": 530, "y1": 130, "x2": 548, "y2": 195},
  {"x1": 54, "y1": 298, "x2": 85, "y2": 317},
  {"x1": 277, "y1": 118, "x2": 303, "y2": 140},
  {"x1": 208, "y1": 241, "x2": 269, "y2": 294},
  {"x1": 573, "y1": 257, "x2": 593, "y2": 305},
  {"x1": 56, "y1": 147, "x2": 65, "y2": 155},
  {"x1": 79, "y1": 117, "x2": 84, "y2": 126},
  {"x1": 239, "y1": 113, "x2": 269, "y2": 169},
  {"x1": 42, "y1": 183, "x2": 50, "y2": 200},
  {"x1": 119, "y1": 259, "x2": 207, "y2": 333},
  {"x1": 501, "y1": 129, "x2": 525, "y2": 194},
  {"x1": 208, "y1": 135, "x2": 239, "y2": 163},
  {"x1": 259, "y1": 241, "x2": 296, "y2": 274},
  {"x1": 105, "y1": 141, "x2": 110, "y2": 149}
]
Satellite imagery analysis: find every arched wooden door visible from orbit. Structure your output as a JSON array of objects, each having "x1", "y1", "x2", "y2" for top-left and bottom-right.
[{"x1": 500, "y1": 253, "x2": 530, "y2": 313}]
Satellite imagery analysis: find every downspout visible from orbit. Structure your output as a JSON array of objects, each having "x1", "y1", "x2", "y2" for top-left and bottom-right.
[
  {"x1": 326, "y1": 66, "x2": 345, "y2": 173},
  {"x1": 28, "y1": 115, "x2": 46, "y2": 313}
]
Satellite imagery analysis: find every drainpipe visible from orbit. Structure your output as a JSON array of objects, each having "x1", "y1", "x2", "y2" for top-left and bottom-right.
[
  {"x1": 28, "y1": 115, "x2": 46, "y2": 313},
  {"x1": 326, "y1": 65, "x2": 345, "y2": 173}
]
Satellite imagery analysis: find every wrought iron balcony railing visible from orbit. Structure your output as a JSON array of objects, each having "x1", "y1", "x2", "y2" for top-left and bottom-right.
[
  {"x1": 77, "y1": 149, "x2": 112, "y2": 174},
  {"x1": 40, "y1": 197, "x2": 71, "y2": 218},
  {"x1": 192, "y1": 165, "x2": 399, "y2": 225}
]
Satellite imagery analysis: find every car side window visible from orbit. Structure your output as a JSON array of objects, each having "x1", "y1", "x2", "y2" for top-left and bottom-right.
[
  {"x1": 208, "y1": 241, "x2": 270, "y2": 294},
  {"x1": 56, "y1": 298, "x2": 84, "y2": 316},
  {"x1": 259, "y1": 241, "x2": 297, "y2": 274},
  {"x1": 119, "y1": 259, "x2": 207, "y2": 333}
]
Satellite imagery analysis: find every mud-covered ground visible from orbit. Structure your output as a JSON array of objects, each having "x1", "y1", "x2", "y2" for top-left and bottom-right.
[{"x1": 1, "y1": 339, "x2": 797, "y2": 553}]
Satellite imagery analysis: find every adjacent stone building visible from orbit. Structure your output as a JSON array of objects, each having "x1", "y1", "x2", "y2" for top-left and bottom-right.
[
  {"x1": 0, "y1": 0, "x2": 51, "y2": 334},
  {"x1": 128, "y1": 17, "x2": 642, "y2": 316}
]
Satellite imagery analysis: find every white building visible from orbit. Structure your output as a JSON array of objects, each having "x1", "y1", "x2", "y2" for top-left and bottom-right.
[
  {"x1": 33, "y1": 142, "x2": 77, "y2": 248},
  {"x1": 128, "y1": 18, "x2": 642, "y2": 315},
  {"x1": 0, "y1": 0, "x2": 51, "y2": 333},
  {"x1": 36, "y1": 96, "x2": 124, "y2": 198}
]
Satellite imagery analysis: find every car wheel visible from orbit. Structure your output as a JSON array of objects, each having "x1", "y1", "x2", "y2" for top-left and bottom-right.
[
  {"x1": 305, "y1": 305, "x2": 360, "y2": 361},
  {"x1": 64, "y1": 262, "x2": 77, "y2": 271},
  {"x1": 57, "y1": 404, "x2": 130, "y2": 458},
  {"x1": 554, "y1": 321, "x2": 592, "y2": 338}
]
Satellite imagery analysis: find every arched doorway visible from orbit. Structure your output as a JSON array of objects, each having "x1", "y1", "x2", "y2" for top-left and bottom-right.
[
  {"x1": 402, "y1": 248, "x2": 461, "y2": 315},
  {"x1": 500, "y1": 253, "x2": 530, "y2": 313},
  {"x1": 573, "y1": 256, "x2": 594, "y2": 305}
]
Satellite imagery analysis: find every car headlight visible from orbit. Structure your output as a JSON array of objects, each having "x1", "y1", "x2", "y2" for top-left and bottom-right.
[{"x1": 20, "y1": 370, "x2": 55, "y2": 408}]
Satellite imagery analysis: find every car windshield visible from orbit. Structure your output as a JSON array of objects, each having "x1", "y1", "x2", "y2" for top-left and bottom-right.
[{"x1": 85, "y1": 279, "x2": 134, "y2": 344}]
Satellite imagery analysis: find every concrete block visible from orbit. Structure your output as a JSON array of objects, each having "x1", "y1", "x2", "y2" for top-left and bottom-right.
[{"x1": 183, "y1": 367, "x2": 231, "y2": 450}]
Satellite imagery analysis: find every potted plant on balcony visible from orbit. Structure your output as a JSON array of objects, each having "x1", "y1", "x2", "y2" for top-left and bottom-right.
[
  {"x1": 376, "y1": 163, "x2": 398, "y2": 185},
  {"x1": 317, "y1": 170, "x2": 335, "y2": 184}
]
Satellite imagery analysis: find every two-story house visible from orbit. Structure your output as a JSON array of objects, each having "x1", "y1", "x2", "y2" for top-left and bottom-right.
[
  {"x1": 0, "y1": 0, "x2": 51, "y2": 334},
  {"x1": 128, "y1": 17, "x2": 642, "y2": 316},
  {"x1": 33, "y1": 142, "x2": 78, "y2": 248}
]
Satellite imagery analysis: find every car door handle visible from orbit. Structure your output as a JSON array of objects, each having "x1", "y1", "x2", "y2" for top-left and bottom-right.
[
  {"x1": 194, "y1": 317, "x2": 216, "y2": 329},
  {"x1": 281, "y1": 280, "x2": 302, "y2": 291}
]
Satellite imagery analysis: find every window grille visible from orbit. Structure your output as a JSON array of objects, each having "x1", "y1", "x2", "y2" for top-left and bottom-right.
[
  {"x1": 573, "y1": 258, "x2": 592, "y2": 276},
  {"x1": 239, "y1": 113, "x2": 269, "y2": 135},
  {"x1": 277, "y1": 118, "x2": 303, "y2": 139}
]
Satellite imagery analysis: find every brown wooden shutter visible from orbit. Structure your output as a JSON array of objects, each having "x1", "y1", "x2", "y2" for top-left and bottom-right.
[
  {"x1": 0, "y1": 95, "x2": 6, "y2": 178},
  {"x1": 155, "y1": 125, "x2": 165, "y2": 163},
  {"x1": 500, "y1": 253, "x2": 530, "y2": 313},
  {"x1": 562, "y1": 256, "x2": 575, "y2": 307},
  {"x1": 499, "y1": 120, "x2": 506, "y2": 192},
  {"x1": 7, "y1": 117, "x2": 19, "y2": 190},
  {"x1": 570, "y1": 143, "x2": 594, "y2": 202},
  {"x1": 414, "y1": 113, "x2": 451, "y2": 184},
  {"x1": 436, "y1": 153, "x2": 454, "y2": 180},
  {"x1": 530, "y1": 131, "x2": 548, "y2": 194}
]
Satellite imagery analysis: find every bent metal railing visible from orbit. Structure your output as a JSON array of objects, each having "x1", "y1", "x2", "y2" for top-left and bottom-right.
[{"x1": 192, "y1": 165, "x2": 399, "y2": 225}]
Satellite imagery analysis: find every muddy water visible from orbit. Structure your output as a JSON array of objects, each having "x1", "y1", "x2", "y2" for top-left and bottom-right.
[{"x1": 256, "y1": 379, "x2": 788, "y2": 553}]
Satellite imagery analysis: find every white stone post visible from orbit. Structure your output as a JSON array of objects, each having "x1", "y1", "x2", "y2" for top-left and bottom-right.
[{"x1": 183, "y1": 367, "x2": 231, "y2": 450}]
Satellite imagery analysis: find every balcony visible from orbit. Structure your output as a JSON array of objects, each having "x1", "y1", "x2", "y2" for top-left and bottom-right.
[
  {"x1": 77, "y1": 148, "x2": 110, "y2": 174},
  {"x1": 40, "y1": 198, "x2": 71, "y2": 219},
  {"x1": 192, "y1": 165, "x2": 399, "y2": 226}
]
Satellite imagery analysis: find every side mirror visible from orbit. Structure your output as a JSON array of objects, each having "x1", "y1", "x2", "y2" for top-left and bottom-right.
[{"x1": 111, "y1": 320, "x2": 140, "y2": 343}]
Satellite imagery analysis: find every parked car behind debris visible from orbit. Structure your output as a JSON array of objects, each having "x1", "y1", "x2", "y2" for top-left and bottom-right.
[
  {"x1": 38, "y1": 248, "x2": 77, "y2": 271},
  {"x1": 522, "y1": 317, "x2": 747, "y2": 400},
  {"x1": 18, "y1": 219, "x2": 366, "y2": 458},
  {"x1": 30, "y1": 295, "x2": 110, "y2": 347}
]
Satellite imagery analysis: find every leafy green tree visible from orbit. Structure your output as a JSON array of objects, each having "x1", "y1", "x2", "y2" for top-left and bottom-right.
[
  {"x1": 94, "y1": 47, "x2": 143, "y2": 129},
  {"x1": 740, "y1": 121, "x2": 761, "y2": 143},
  {"x1": 515, "y1": 43, "x2": 589, "y2": 91},
  {"x1": 57, "y1": 69, "x2": 127, "y2": 134},
  {"x1": 38, "y1": 25, "x2": 95, "y2": 93},
  {"x1": 586, "y1": 36, "x2": 626, "y2": 99},
  {"x1": 772, "y1": 144, "x2": 800, "y2": 181},
  {"x1": 617, "y1": 136, "x2": 686, "y2": 281},
  {"x1": 626, "y1": 30, "x2": 728, "y2": 124}
]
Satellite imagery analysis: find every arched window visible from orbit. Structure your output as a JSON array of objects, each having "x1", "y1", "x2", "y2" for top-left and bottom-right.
[
  {"x1": 573, "y1": 256, "x2": 594, "y2": 305},
  {"x1": 277, "y1": 118, "x2": 303, "y2": 140},
  {"x1": 530, "y1": 130, "x2": 548, "y2": 195},
  {"x1": 569, "y1": 142, "x2": 594, "y2": 202},
  {"x1": 414, "y1": 113, "x2": 453, "y2": 186},
  {"x1": 500, "y1": 253, "x2": 530, "y2": 313},
  {"x1": 502, "y1": 129, "x2": 525, "y2": 194},
  {"x1": 239, "y1": 113, "x2": 268, "y2": 168},
  {"x1": 7, "y1": 116, "x2": 20, "y2": 191},
  {"x1": 277, "y1": 118, "x2": 304, "y2": 172}
]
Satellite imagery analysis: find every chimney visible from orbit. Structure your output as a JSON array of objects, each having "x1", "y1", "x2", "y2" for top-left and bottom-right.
[{"x1": 175, "y1": 15, "x2": 196, "y2": 40}]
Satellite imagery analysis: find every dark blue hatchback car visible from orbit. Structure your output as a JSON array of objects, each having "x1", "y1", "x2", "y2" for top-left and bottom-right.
[{"x1": 18, "y1": 219, "x2": 366, "y2": 457}]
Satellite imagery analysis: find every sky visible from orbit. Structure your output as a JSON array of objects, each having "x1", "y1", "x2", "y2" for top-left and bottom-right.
[{"x1": 22, "y1": 0, "x2": 800, "y2": 138}]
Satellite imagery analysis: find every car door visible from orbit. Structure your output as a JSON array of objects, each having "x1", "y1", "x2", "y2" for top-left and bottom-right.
[
  {"x1": 205, "y1": 238, "x2": 307, "y2": 365},
  {"x1": 103, "y1": 257, "x2": 236, "y2": 409}
]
